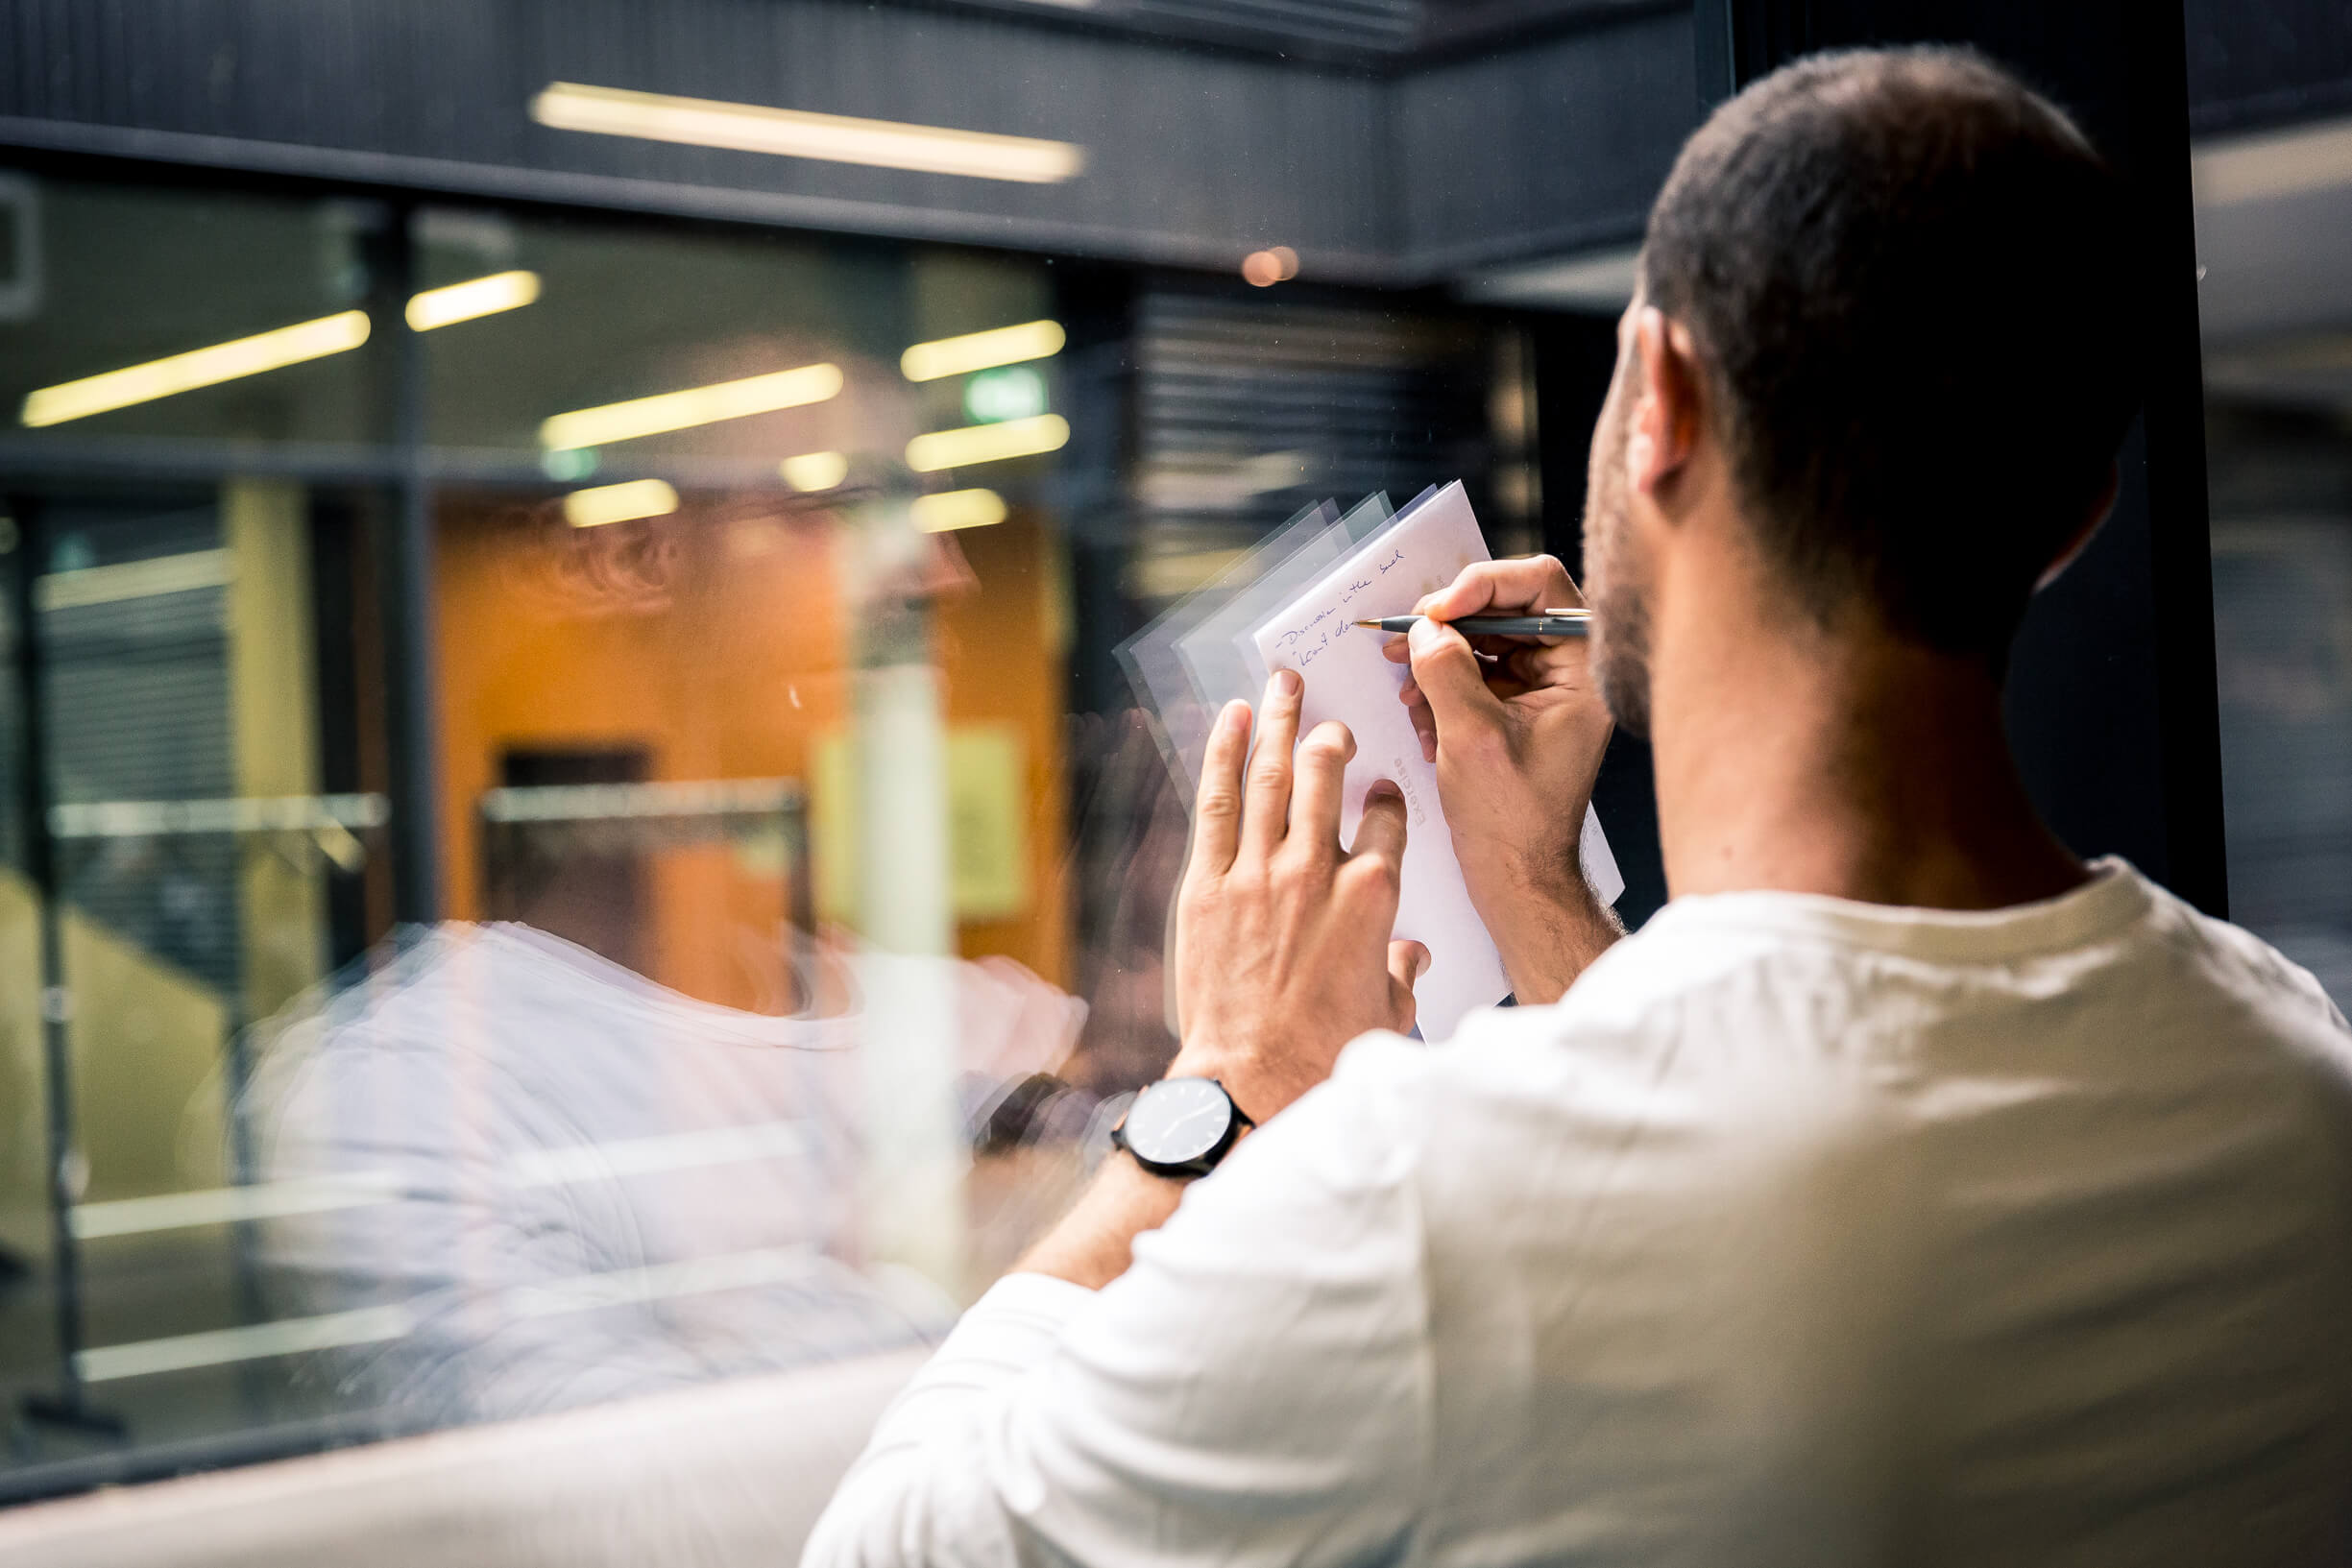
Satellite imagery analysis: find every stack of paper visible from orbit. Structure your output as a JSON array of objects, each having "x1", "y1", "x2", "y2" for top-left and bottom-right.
[{"x1": 1121, "y1": 482, "x2": 1621, "y2": 1040}]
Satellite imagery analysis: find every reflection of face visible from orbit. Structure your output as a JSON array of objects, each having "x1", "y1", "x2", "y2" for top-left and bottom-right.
[{"x1": 1583, "y1": 316, "x2": 1655, "y2": 737}]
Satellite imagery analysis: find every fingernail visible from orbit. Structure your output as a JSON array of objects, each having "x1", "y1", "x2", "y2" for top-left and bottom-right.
[
  {"x1": 1276, "y1": 668, "x2": 1302, "y2": 697},
  {"x1": 1368, "y1": 780, "x2": 1401, "y2": 802}
]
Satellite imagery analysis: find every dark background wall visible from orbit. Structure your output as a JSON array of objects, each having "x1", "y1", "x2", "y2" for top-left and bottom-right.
[{"x1": 0, "y1": 0, "x2": 1691, "y2": 283}]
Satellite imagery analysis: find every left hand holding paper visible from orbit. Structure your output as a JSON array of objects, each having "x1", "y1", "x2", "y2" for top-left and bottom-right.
[{"x1": 1168, "y1": 672, "x2": 1427, "y2": 1122}]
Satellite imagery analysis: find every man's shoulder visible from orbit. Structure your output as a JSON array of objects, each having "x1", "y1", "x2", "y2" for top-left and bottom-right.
[
  {"x1": 2154, "y1": 882, "x2": 2346, "y2": 1009},
  {"x1": 2142, "y1": 882, "x2": 2352, "y2": 1066}
]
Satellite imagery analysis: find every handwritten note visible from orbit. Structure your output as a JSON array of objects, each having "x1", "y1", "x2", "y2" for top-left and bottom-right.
[
  {"x1": 1249, "y1": 482, "x2": 1619, "y2": 1041},
  {"x1": 1249, "y1": 484, "x2": 1496, "y2": 1038}
]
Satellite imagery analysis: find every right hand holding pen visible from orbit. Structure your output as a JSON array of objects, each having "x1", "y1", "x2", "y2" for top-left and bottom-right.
[{"x1": 1383, "y1": 555, "x2": 1621, "y2": 1001}]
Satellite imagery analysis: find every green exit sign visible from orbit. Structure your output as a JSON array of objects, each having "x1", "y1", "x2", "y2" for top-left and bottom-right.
[{"x1": 962, "y1": 365, "x2": 1048, "y2": 424}]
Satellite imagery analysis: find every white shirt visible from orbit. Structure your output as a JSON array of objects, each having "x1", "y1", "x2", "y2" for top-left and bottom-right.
[{"x1": 804, "y1": 860, "x2": 2352, "y2": 1567}]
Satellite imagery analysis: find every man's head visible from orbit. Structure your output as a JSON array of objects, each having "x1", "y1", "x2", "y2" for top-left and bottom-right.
[{"x1": 1583, "y1": 48, "x2": 2140, "y2": 734}]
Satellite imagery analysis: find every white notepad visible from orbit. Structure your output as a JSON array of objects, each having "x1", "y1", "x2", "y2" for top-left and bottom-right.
[{"x1": 1248, "y1": 482, "x2": 1621, "y2": 1040}]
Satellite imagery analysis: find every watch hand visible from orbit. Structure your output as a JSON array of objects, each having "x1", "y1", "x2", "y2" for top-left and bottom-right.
[{"x1": 1163, "y1": 1104, "x2": 1224, "y2": 1142}]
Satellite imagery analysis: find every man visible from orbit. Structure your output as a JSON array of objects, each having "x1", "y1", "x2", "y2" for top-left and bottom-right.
[{"x1": 806, "y1": 48, "x2": 2352, "y2": 1566}]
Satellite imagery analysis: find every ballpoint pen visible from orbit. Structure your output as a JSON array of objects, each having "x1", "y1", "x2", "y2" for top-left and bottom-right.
[{"x1": 1351, "y1": 608, "x2": 1592, "y2": 638}]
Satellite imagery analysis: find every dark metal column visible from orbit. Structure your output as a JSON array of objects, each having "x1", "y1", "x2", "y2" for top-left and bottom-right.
[
  {"x1": 8, "y1": 500, "x2": 124, "y2": 1440},
  {"x1": 1688, "y1": 0, "x2": 2228, "y2": 915},
  {"x1": 360, "y1": 205, "x2": 445, "y2": 923}
]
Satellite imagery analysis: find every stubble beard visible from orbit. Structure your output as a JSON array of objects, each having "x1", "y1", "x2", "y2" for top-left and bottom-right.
[{"x1": 1583, "y1": 391, "x2": 1656, "y2": 739}]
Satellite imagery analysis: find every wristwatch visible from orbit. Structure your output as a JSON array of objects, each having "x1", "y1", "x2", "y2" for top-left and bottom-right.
[{"x1": 1110, "y1": 1077, "x2": 1254, "y2": 1179}]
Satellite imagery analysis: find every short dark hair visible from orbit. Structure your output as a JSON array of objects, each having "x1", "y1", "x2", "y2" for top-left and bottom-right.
[{"x1": 1639, "y1": 47, "x2": 2141, "y2": 667}]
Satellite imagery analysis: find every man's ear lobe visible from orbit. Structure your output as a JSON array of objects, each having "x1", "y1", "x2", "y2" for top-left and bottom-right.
[
  {"x1": 2035, "y1": 463, "x2": 2122, "y2": 592},
  {"x1": 1628, "y1": 307, "x2": 1701, "y2": 497}
]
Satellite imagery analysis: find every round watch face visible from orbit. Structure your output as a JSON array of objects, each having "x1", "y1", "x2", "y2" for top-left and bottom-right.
[{"x1": 1123, "y1": 1077, "x2": 1235, "y2": 1167}]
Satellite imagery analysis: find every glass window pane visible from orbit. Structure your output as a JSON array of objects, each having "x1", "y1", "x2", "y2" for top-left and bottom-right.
[
  {"x1": 0, "y1": 178, "x2": 400, "y2": 1473},
  {"x1": 0, "y1": 16, "x2": 1633, "y2": 1508},
  {"x1": 2206, "y1": 406, "x2": 2352, "y2": 1011},
  {"x1": 0, "y1": 182, "x2": 385, "y2": 451}
]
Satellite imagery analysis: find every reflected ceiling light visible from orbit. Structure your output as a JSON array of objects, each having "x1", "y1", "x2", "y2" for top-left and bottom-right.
[
  {"x1": 406, "y1": 270, "x2": 543, "y2": 331},
  {"x1": 530, "y1": 82, "x2": 1085, "y2": 184},
  {"x1": 2194, "y1": 118, "x2": 2352, "y2": 205},
  {"x1": 564, "y1": 478, "x2": 679, "y2": 528},
  {"x1": 1241, "y1": 247, "x2": 1298, "y2": 287},
  {"x1": 540, "y1": 361, "x2": 842, "y2": 450},
  {"x1": 906, "y1": 412, "x2": 1069, "y2": 472},
  {"x1": 901, "y1": 319, "x2": 1066, "y2": 382},
  {"x1": 911, "y1": 488, "x2": 1008, "y2": 532},
  {"x1": 20, "y1": 310, "x2": 371, "y2": 428},
  {"x1": 781, "y1": 450, "x2": 850, "y2": 491}
]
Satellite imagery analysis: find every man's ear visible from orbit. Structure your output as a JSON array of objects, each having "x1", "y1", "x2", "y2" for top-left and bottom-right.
[
  {"x1": 1626, "y1": 307, "x2": 1703, "y2": 501},
  {"x1": 2035, "y1": 463, "x2": 2121, "y2": 592}
]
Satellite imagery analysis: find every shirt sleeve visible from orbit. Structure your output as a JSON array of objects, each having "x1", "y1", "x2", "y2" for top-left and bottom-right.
[{"x1": 799, "y1": 1035, "x2": 1435, "y2": 1568}]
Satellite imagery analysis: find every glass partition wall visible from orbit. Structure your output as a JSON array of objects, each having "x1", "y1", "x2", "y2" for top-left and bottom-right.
[
  {"x1": 0, "y1": 170, "x2": 1533, "y2": 1487},
  {"x1": 1, "y1": 180, "x2": 401, "y2": 1465}
]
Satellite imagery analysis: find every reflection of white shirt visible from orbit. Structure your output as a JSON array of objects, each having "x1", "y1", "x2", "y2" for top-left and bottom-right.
[{"x1": 806, "y1": 861, "x2": 2352, "y2": 1568}]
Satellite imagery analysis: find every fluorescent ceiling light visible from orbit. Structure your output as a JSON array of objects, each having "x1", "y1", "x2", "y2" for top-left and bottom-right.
[
  {"x1": 406, "y1": 269, "x2": 542, "y2": 331},
  {"x1": 2196, "y1": 116, "x2": 2352, "y2": 206},
  {"x1": 20, "y1": 310, "x2": 370, "y2": 427},
  {"x1": 541, "y1": 361, "x2": 842, "y2": 450},
  {"x1": 531, "y1": 82, "x2": 1085, "y2": 184},
  {"x1": 1128, "y1": 547, "x2": 1249, "y2": 599},
  {"x1": 1461, "y1": 244, "x2": 1641, "y2": 314},
  {"x1": 907, "y1": 413, "x2": 1069, "y2": 472},
  {"x1": 565, "y1": 478, "x2": 680, "y2": 528},
  {"x1": 78, "y1": 1305, "x2": 416, "y2": 1385},
  {"x1": 1138, "y1": 449, "x2": 1311, "y2": 512},
  {"x1": 781, "y1": 450, "x2": 849, "y2": 491},
  {"x1": 21, "y1": 271, "x2": 546, "y2": 428},
  {"x1": 36, "y1": 548, "x2": 231, "y2": 612},
  {"x1": 911, "y1": 488, "x2": 1008, "y2": 532},
  {"x1": 901, "y1": 319, "x2": 1066, "y2": 382}
]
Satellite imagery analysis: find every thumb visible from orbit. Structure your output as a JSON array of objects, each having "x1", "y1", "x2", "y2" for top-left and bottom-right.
[
  {"x1": 1406, "y1": 618, "x2": 1504, "y2": 736},
  {"x1": 1386, "y1": 939, "x2": 1428, "y2": 1034}
]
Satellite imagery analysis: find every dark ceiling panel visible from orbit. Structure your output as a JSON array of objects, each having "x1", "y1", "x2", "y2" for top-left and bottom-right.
[
  {"x1": 2182, "y1": 0, "x2": 2352, "y2": 135},
  {"x1": 0, "y1": 0, "x2": 1396, "y2": 276},
  {"x1": 1396, "y1": 5, "x2": 1692, "y2": 267},
  {"x1": 6, "y1": 0, "x2": 2336, "y2": 290},
  {"x1": 0, "y1": 0, "x2": 1693, "y2": 284}
]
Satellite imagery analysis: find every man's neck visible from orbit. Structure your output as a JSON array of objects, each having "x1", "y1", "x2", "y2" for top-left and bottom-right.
[{"x1": 1645, "y1": 548, "x2": 2087, "y2": 912}]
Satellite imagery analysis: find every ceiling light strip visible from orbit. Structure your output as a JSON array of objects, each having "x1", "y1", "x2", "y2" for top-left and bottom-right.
[
  {"x1": 406, "y1": 269, "x2": 543, "y2": 331},
  {"x1": 2194, "y1": 117, "x2": 2352, "y2": 206},
  {"x1": 911, "y1": 488, "x2": 1008, "y2": 532},
  {"x1": 21, "y1": 310, "x2": 371, "y2": 427},
  {"x1": 20, "y1": 272, "x2": 543, "y2": 428},
  {"x1": 531, "y1": 82, "x2": 1084, "y2": 184},
  {"x1": 901, "y1": 319, "x2": 1066, "y2": 382},
  {"x1": 907, "y1": 413, "x2": 1069, "y2": 472},
  {"x1": 541, "y1": 362, "x2": 843, "y2": 450},
  {"x1": 565, "y1": 478, "x2": 681, "y2": 528}
]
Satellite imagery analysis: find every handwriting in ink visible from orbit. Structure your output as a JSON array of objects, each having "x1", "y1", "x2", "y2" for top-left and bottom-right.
[
  {"x1": 1278, "y1": 605, "x2": 1339, "y2": 647},
  {"x1": 1374, "y1": 548, "x2": 1406, "y2": 575},
  {"x1": 1297, "y1": 624, "x2": 1350, "y2": 667}
]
